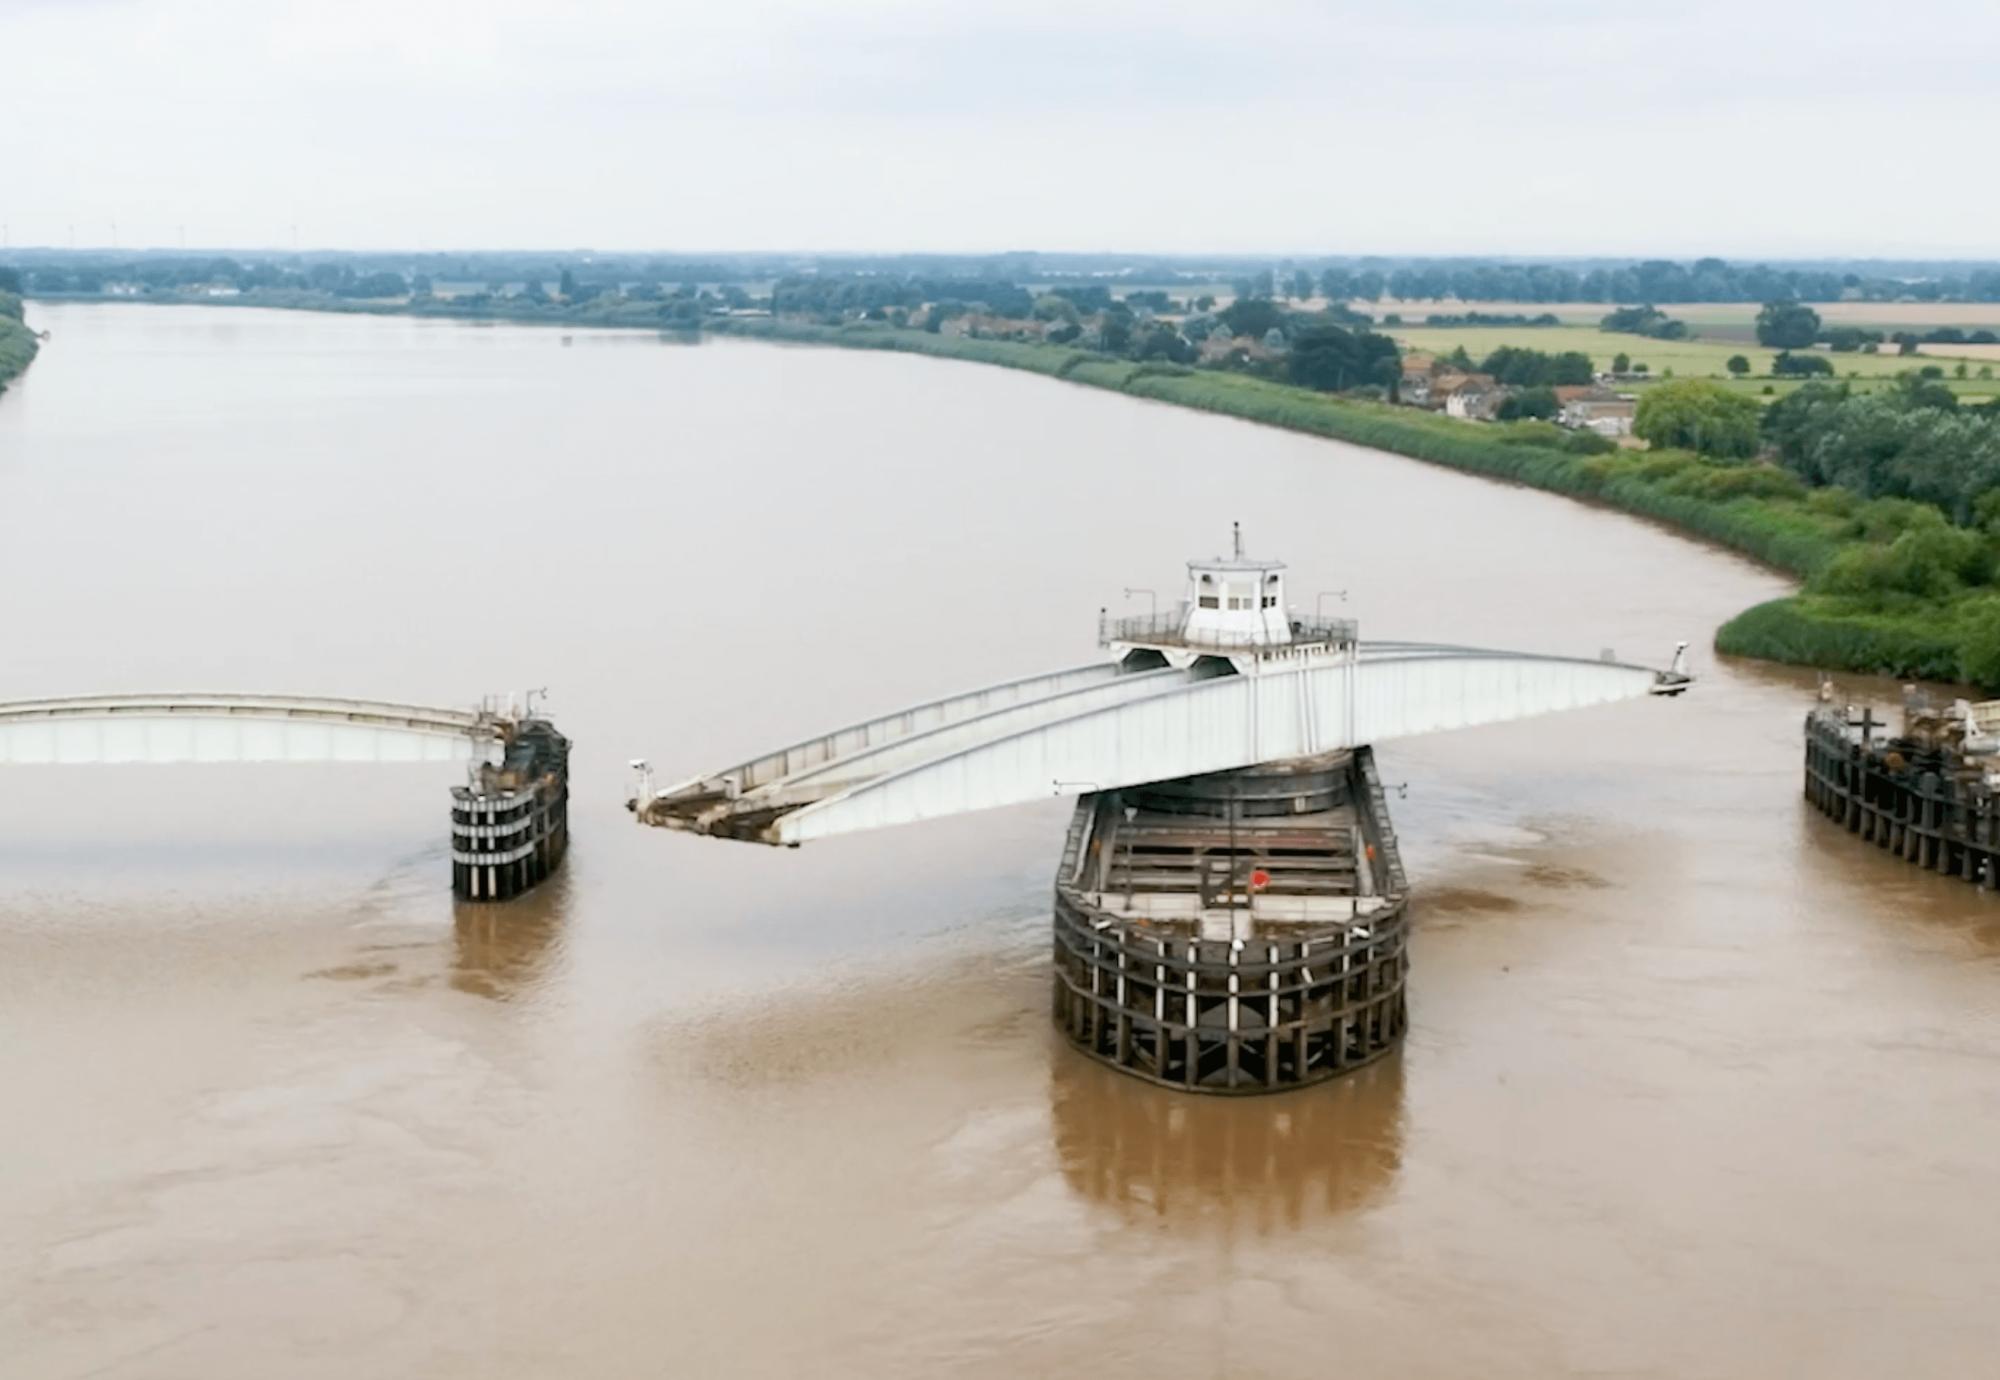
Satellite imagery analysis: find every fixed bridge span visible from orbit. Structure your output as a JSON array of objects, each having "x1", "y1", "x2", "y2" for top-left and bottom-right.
[{"x1": 0, "y1": 694, "x2": 504, "y2": 765}]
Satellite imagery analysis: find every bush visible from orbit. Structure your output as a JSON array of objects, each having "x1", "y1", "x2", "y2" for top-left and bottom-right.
[
  {"x1": 1630, "y1": 450, "x2": 1699, "y2": 482},
  {"x1": 1958, "y1": 600, "x2": 2000, "y2": 690},
  {"x1": 1805, "y1": 487, "x2": 1860, "y2": 517},
  {"x1": 1661, "y1": 463, "x2": 1807, "y2": 503},
  {"x1": 1562, "y1": 430, "x2": 1619, "y2": 455},
  {"x1": 1717, "y1": 597, "x2": 1963, "y2": 680},
  {"x1": 1850, "y1": 497, "x2": 1947, "y2": 543},
  {"x1": 1772, "y1": 352, "x2": 1834, "y2": 377},
  {"x1": 1813, "y1": 523, "x2": 1985, "y2": 599},
  {"x1": 1494, "y1": 420, "x2": 1568, "y2": 448}
]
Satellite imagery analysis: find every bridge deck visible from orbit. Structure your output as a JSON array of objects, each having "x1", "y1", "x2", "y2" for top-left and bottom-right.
[
  {"x1": 638, "y1": 639, "x2": 1679, "y2": 845},
  {"x1": 0, "y1": 694, "x2": 503, "y2": 764}
]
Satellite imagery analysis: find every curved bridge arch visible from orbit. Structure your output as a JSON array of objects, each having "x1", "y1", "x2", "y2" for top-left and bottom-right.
[
  {"x1": 638, "y1": 640, "x2": 1683, "y2": 845},
  {"x1": 0, "y1": 694, "x2": 502, "y2": 765}
]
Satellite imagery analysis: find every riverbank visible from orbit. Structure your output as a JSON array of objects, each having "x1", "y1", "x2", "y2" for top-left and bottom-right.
[
  {"x1": 21, "y1": 295, "x2": 1973, "y2": 685},
  {"x1": 0, "y1": 291, "x2": 37, "y2": 395},
  {"x1": 711, "y1": 317, "x2": 1987, "y2": 686}
]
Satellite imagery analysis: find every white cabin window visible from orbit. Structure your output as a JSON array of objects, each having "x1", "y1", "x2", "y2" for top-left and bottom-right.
[{"x1": 1198, "y1": 594, "x2": 1219, "y2": 609}]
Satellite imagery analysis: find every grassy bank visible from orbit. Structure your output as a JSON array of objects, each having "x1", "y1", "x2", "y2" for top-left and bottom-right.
[
  {"x1": 714, "y1": 318, "x2": 1994, "y2": 684},
  {"x1": 0, "y1": 290, "x2": 37, "y2": 395},
  {"x1": 1715, "y1": 596, "x2": 1966, "y2": 683}
]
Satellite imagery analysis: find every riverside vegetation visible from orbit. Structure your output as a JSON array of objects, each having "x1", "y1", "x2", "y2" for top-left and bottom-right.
[
  {"x1": 0, "y1": 280, "x2": 37, "y2": 395},
  {"x1": 713, "y1": 318, "x2": 2000, "y2": 688},
  {"x1": 16, "y1": 246, "x2": 2000, "y2": 686}
]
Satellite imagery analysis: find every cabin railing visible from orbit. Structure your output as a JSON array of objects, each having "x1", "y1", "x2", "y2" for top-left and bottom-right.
[{"x1": 1099, "y1": 608, "x2": 1359, "y2": 650}]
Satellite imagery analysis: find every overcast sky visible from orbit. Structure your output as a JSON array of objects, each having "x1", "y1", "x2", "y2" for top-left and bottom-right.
[{"x1": 4, "y1": 0, "x2": 1997, "y2": 258}]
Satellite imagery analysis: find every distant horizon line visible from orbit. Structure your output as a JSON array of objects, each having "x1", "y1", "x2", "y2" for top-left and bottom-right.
[{"x1": 7, "y1": 245, "x2": 2000, "y2": 269}]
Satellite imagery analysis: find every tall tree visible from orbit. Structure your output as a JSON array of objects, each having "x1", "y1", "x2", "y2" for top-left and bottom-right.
[
  {"x1": 1634, "y1": 379, "x2": 1763, "y2": 458},
  {"x1": 1756, "y1": 300, "x2": 1822, "y2": 349},
  {"x1": 1286, "y1": 325, "x2": 1401, "y2": 393}
]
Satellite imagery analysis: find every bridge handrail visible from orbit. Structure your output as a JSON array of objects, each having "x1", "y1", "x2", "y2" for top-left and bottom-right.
[
  {"x1": 703, "y1": 663, "x2": 1200, "y2": 803},
  {"x1": 1100, "y1": 609, "x2": 1360, "y2": 649},
  {"x1": 0, "y1": 693, "x2": 495, "y2": 737},
  {"x1": 648, "y1": 661, "x2": 1120, "y2": 801},
  {"x1": 771, "y1": 642, "x2": 1666, "y2": 840}
]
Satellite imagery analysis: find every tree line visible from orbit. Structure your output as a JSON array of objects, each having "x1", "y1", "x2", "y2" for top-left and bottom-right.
[
  {"x1": 22, "y1": 250, "x2": 2000, "y2": 308},
  {"x1": 1324, "y1": 259, "x2": 2000, "y2": 305}
]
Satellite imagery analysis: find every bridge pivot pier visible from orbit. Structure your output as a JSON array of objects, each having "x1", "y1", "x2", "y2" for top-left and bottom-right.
[
  {"x1": 628, "y1": 529, "x2": 1688, "y2": 1092},
  {"x1": 452, "y1": 717, "x2": 571, "y2": 902},
  {"x1": 1052, "y1": 749, "x2": 1409, "y2": 1094}
]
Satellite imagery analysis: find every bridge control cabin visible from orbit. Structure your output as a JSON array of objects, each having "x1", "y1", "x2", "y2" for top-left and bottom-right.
[{"x1": 1099, "y1": 524, "x2": 1357, "y2": 675}]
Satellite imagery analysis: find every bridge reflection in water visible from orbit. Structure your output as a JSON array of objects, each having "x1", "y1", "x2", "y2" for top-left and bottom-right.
[
  {"x1": 1049, "y1": 1047, "x2": 1405, "y2": 1232},
  {"x1": 450, "y1": 871, "x2": 573, "y2": 1002}
]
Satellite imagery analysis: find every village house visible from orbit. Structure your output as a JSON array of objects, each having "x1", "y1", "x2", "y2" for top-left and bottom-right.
[
  {"x1": 1445, "y1": 382, "x2": 1506, "y2": 421},
  {"x1": 1554, "y1": 385, "x2": 1638, "y2": 437},
  {"x1": 940, "y1": 312, "x2": 1041, "y2": 342},
  {"x1": 1198, "y1": 331, "x2": 1277, "y2": 367},
  {"x1": 1430, "y1": 372, "x2": 1502, "y2": 420},
  {"x1": 1398, "y1": 351, "x2": 1437, "y2": 405}
]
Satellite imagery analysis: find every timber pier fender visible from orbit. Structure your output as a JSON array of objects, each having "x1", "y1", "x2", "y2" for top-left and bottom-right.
[
  {"x1": 1805, "y1": 694, "x2": 2000, "y2": 888},
  {"x1": 452, "y1": 715, "x2": 571, "y2": 902},
  {"x1": 629, "y1": 526, "x2": 1690, "y2": 1094},
  {"x1": 1053, "y1": 750, "x2": 1409, "y2": 1093}
]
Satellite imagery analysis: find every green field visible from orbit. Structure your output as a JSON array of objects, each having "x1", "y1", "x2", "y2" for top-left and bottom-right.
[
  {"x1": 1375, "y1": 298, "x2": 2000, "y2": 336},
  {"x1": 1388, "y1": 321, "x2": 2000, "y2": 401}
]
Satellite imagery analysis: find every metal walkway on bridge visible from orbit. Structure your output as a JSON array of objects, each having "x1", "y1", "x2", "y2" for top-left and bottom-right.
[
  {"x1": 632, "y1": 535, "x2": 1689, "y2": 846},
  {"x1": 0, "y1": 693, "x2": 508, "y2": 764}
]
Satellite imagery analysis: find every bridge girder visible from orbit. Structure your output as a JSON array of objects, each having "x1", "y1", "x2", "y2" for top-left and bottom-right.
[
  {"x1": 638, "y1": 642, "x2": 1679, "y2": 846},
  {"x1": 0, "y1": 694, "x2": 501, "y2": 765}
]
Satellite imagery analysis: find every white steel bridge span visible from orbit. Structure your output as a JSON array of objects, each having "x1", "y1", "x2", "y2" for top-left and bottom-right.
[
  {"x1": 0, "y1": 693, "x2": 509, "y2": 765},
  {"x1": 634, "y1": 636, "x2": 1687, "y2": 847}
]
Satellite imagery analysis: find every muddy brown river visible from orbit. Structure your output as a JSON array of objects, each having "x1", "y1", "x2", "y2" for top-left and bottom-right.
[{"x1": 2, "y1": 305, "x2": 1996, "y2": 1378}]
